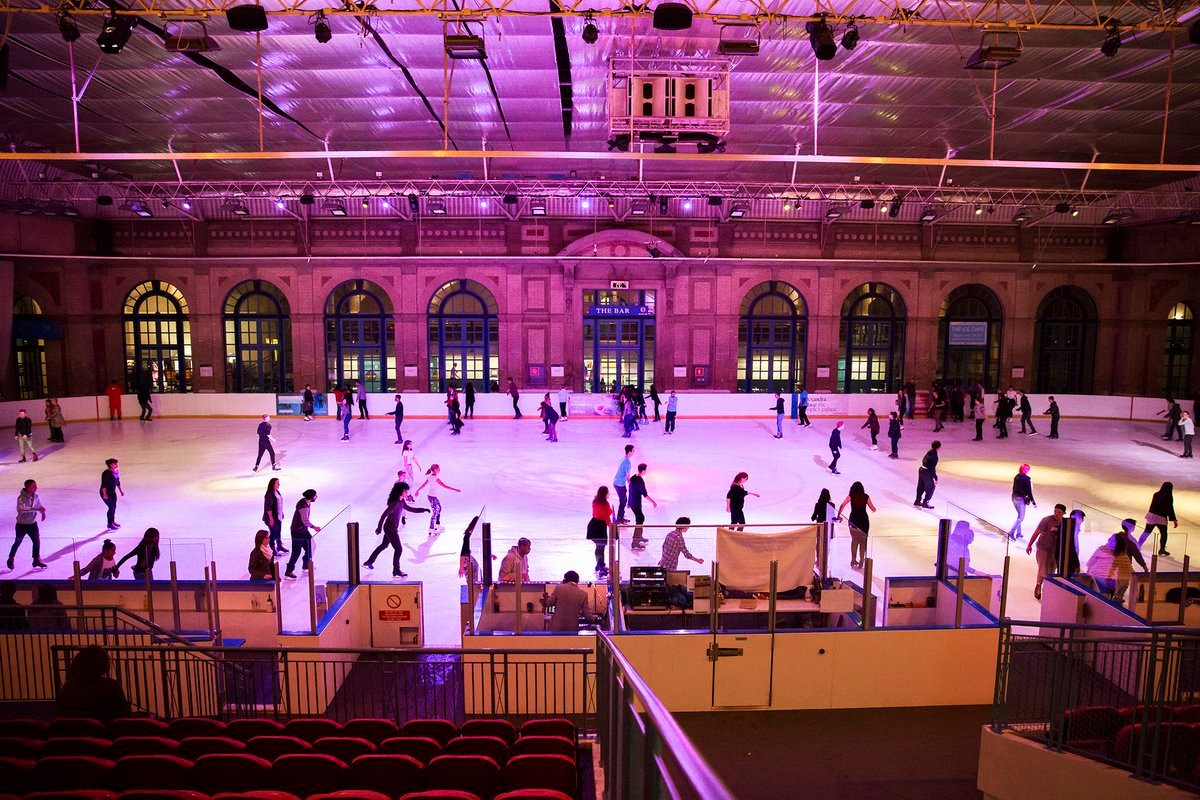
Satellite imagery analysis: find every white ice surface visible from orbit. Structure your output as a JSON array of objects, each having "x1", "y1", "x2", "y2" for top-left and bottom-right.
[{"x1": 3, "y1": 412, "x2": 1196, "y2": 644}]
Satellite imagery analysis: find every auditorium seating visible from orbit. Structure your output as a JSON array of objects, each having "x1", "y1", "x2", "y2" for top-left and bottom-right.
[
  {"x1": 1050, "y1": 704, "x2": 1200, "y2": 783},
  {"x1": 0, "y1": 716, "x2": 582, "y2": 800}
]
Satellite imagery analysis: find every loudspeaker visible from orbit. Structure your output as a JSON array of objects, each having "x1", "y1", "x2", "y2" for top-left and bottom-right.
[
  {"x1": 1190, "y1": 19, "x2": 1200, "y2": 46},
  {"x1": 652, "y1": 2, "x2": 692, "y2": 30},
  {"x1": 226, "y1": 5, "x2": 268, "y2": 32}
]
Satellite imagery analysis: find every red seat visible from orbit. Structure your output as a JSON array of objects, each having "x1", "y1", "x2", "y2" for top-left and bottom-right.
[
  {"x1": 32, "y1": 756, "x2": 115, "y2": 791},
  {"x1": 308, "y1": 793, "x2": 390, "y2": 800},
  {"x1": 459, "y1": 721, "x2": 516, "y2": 746},
  {"x1": 48, "y1": 720, "x2": 108, "y2": 739},
  {"x1": 508, "y1": 737, "x2": 574, "y2": 762},
  {"x1": 1112, "y1": 722, "x2": 1197, "y2": 777},
  {"x1": 502, "y1": 754, "x2": 576, "y2": 796},
  {"x1": 377, "y1": 737, "x2": 441, "y2": 765},
  {"x1": 112, "y1": 737, "x2": 181, "y2": 758},
  {"x1": 247, "y1": 736, "x2": 312, "y2": 760},
  {"x1": 339, "y1": 720, "x2": 399, "y2": 745},
  {"x1": 194, "y1": 754, "x2": 273, "y2": 795},
  {"x1": 494, "y1": 792, "x2": 573, "y2": 800},
  {"x1": 224, "y1": 720, "x2": 284, "y2": 743},
  {"x1": 1173, "y1": 705, "x2": 1200, "y2": 724},
  {"x1": 398, "y1": 793, "x2": 482, "y2": 800},
  {"x1": 0, "y1": 758, "x2": 36, "y2": 796},
  {"x1": 212, "y1": 793, "x2": 300, "y2": 800},
  {"x1": 1118, "y1": 705, "x2": 1176, "y2": 725},
  {"x1": 0, "y1": 720, "x2": 48, "y2": 739},
  {"x1": 269, "y1": 754, "x2": 348, "y2": 797},
  {"x1": 40, "y1": 737, "x2": 114, "y2": 758},
  {"x1": 178, "y1": 737, "x2": 247, "y2": 759},
  {"x1": 444, "y1": 736, "x2": 509, "y2": 765},
  {"x1": 108, "y1": 719, "x2": 169, "y2": 740},
  {"x1": 25, "y1": 792, "x2": 119, "y2": 800},
  {"x1": 348, "y1": 754, "x2": 424, "y2": 796},
  {"x1": 311, "y1": 737, "x2": 376, "y2": 763},
  {"x1": 425, "y1": 755, "x2": 499, "y2": 800},
  {"x1": 517, "y1": 720, "x2": 574, "y2": 742},
  {"x1": 0, "y1": 737, "x2": 43, "y2": 759},
  {"x1": 400, "y1": 721, "x2": 457, "y2": 747},
  {"x1": 282, "y1": 720, "x2": 343, "y2": 743},
  {"x1": 114, "y1": 755, "x2": 193, "y2": 791},
  {"x1": 119, "y1": 792, "x2": 211, "y2": 800},
  {"x1": 166, "y1": 720, "x2": 228, "y2": 741},
  {"x1": 1057, "y1": 706, "x2": 1124, "y2": 755}
]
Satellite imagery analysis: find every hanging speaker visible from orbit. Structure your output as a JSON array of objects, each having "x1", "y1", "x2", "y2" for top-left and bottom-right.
[
  {"x1": 226, "y1": 5, "x2": 269, "y2": 32},
  {"x1": 653, "y1": 2, "x2": 692, "y2": 30}
]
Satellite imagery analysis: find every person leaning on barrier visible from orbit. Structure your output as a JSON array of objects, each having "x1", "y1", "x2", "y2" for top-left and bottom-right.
[
  {"x1": 248, "y1": 530, "x2": 276, "y2": 581},
  {"x1": 542, "y1": 571, "x2": 598, "y2": 631},
  {"x1": 499, "y1": 538, "x2": 531, "y2": 583},
  {"x1": 56, "y1": 645, "x2": 131, "y2": 723}
]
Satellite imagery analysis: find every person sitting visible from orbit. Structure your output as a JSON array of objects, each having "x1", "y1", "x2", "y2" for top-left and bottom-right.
[
  {"x1": 81, "y1": 539, "x2": 120, "y2": 581},
  {"x1": 0, "y1": 580, "x2": 28, "y2": 631},
  {"x1": 542, "y1": 571, "x2": 596, "y2": 631},
  {"x1": 27, "y1": 582, "x2": 70, "y2": 632},
  {"x1": 499, "y1": 538, "x2": 531, "y2": 583},
  {"x1": 56, "y1": 645, "x2": 131, "y2": 723},
  {"x1": 248, "y1": 530, "x2": 276, "y2": 581}
]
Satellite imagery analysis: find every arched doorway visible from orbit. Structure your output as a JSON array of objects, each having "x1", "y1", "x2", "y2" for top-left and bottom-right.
[
  {"x1": 583, "y1": 289, "x2": 656, "y2": 393},
  {"x1": 223, "y1": 280, "x2": 292, "y2": 393},
  {"x1": 324, "y1": 279, "x2": 395, "y2": 392},
  {"x1": 937, "y1": 284, "x2": 1003, "y2": 392},
  {"x1": 1164, "y1": 302, "x2": 1195, "y2": 398},
  {"x1": 123, "y1": 280, "x2": 192, "y2": 393},
  {"x1": 1034, "y1": 286, "x2": 1097, "y2": 393},
  {"x1": 12, "y1": 296, "x2": 48, "y2": 399},
  {"x1": 840, "y1": 283, "x2": 906, "y2": 393},
  {"x1": 738, "y1": 281, "x2": 807, "y2": 392},
  {"x1": 428, "y1": 279, "x2": 499, "y2": 392}
]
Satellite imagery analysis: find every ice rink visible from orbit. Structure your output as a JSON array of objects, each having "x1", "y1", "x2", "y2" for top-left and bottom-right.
[{"x1": 3, "y1": 408, "x2": 1196, "y2": 644}]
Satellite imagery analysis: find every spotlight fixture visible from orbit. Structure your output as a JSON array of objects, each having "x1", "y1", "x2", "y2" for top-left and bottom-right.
[
  {"x1": 226, "y1": 4, "x2": 269, "y2": 33},
  {"x1": 840, "y1": 21, "x2": 859, "y2": 51},
  {"x1": 311, "y1": 10, "x2": 331, "y2": 44},
  {"x1": 1100, "y1": 19, "x2": 1121, "y2": 57},
  {"x1": 782, "y1": 202, "x2": 793, "y2": 212},
  {"x1": 974, "y1": 204, "x2": 983, "y2": 215},
  {"x1": 965, "y1": 30, "x2": 1023, "y2": 70},
  {"x1": 860, "y1": 199, "x2": 875, "y2": 210},
  {"x1": 581, "y1": 198, "x2": 591, "y2": 210},
  {"x1": 530, "y1": 198, "x2": 547, "y2": 217},
  {"x1": 658, "y1": 197, "x2": 669, "y2": 215},
  {"x1": 407, "y1": 193, "x2": 419, "y2": 212},
  {"x1": 181, "y1": 200, "x2": 192, "y2": 211},
  {"x1": 300, "y1": 194, "x2": 315, "y2": 205},
  {"x1": 275, "y1": 200, "x2": 286, "y2": 210},
  {"x1": 1102, "y1": 210, "x2": 1122, "y2": 225},
  {"x1": 61, "y1": 204, "x2": 80, "y2": 217},
  {"x1": 224, "y1": 198, "x2": 249, "y2": 216},
  {"x1": 428, "y1": 200, "x2": 447, "y2": 215},
  {"x1": 707, "y1": 195, "x2": 723, "y2": 207},
  {"x1": 629, "y1": 200, "x2": 649, "y2": 217},
  {"x1": 1012, "y1": 208, "x2": 1032, "y2": 223},
  {"x1": 97, "y1": 13, "x2": 136, "y2": 54},
  {"x1": 479, "y1": 198, "x2": 489, "y2": 209},
  {"x1": 444, "y1": 33, "x2": 486, "y2": 60},
  {"x1": 826, "y1": 204, "x2": 847, "y2": 221},
  {"x1": 325, "y1": 200, "x2": 347, "y2": 217},
  {"x1": 57, "y1": 9, "x2": 80, "y2": 43},
  {"x1": 728, "y1": 202, "x2": 749, "y2": 219},
  {"x1": 717, "y1": 24, "x2": 761, "y2": 56},
  {"x1": 361, "y1": 198, "x2": 369, "y2": 209},
  {"x1": 96, "y1": 195, "x2": 114, "y2": 206},
  {"x1": 806, "y1": 18, "x2": 837, "y2": 61},
  {"x1": 502, "y1": 194, "x2": 518, "y2": 206},
  {"x1": 581, "y1": 13, "x2": 598, "y2": 45},
  {"x1": 381, "y1": 198, "x2": 391, "y2": 209},
  {"x1": 919, "y1": 205, "x2": 939, "y2": 223},
  {"x1": 126, "y1": 202, "x2": 153, "y2": 218},
  {"x1": 1071, "y1": 208, "x2": 1080, "y2": 217},
  {"x1": 683, "y1": 199, "x2": 693, "y2": 211},
  {"x1": 160, "y1": 199, "x2": 170, "y2": 209},
  {"x1": 888, "y1": 197, "x2": 902, "y2": 218},
  {"x1": 1054, "y1": 202, "x2": 1071, "y2": 214},
  {"x1": 653, "y1": 2, "x2": 693, "y2": 31},
  {"x1": 1175, "y1": 211, "x2": 1200, "y2": 225}
]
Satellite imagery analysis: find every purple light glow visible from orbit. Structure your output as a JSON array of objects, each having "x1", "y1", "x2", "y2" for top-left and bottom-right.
[
  {"x1": 581, "y1": 198, "x2": 591, "y2": 209},
  {"x1": 276, "y1": 201, "x2": 285, "y2": 209},
  {"x1": 182, "y1": 201, "x2": 192, "y2": 210},
  {"x1": 683, "y1": 199, "x2": 693, "y2": 210},
  {"x1": 479, "y1": 199, "x2": 488, "y2": 208}
]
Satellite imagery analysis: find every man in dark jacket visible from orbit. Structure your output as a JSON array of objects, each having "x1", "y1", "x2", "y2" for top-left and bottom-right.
[
  {"x1": 137, "y1": 379, "x2": 153, "y2": 421},
  {"x1": 99, "y1": 458, "x2": 123, "y2": 530},
  {"x1": 1018, "y1": 391, "x2": 1038, "y2": 435},
  {"x1": 1044, "y1": 396, "x2": 1061, "y2": 439},
  {"x1": 887, "y1": 412, "x2": 902, "y2": 459},
  {"x1": 14, "y1": 409, "x2": 38, "y2": 463},
  {"x1": 388, "y1": 394, "x2": 405, "y2": 444},
  {"x1": 284, "y1": 489, "x2": 322, "y2": 579},
  {"x1": 771, "y1": 392, "x2": 785, "y2": 439},
  {"x1": 829, "y1": 422, "x2": 844, "y2": 475},
  {"x1": 914, "y1": 441, "x2": 940, "y2": 508},
  {"x1": 252, "y1": 414, "x2": 280, "y2": 472},
  {"x1": 1007, "y1": 464, "x2": 1036, "y2": 540}
]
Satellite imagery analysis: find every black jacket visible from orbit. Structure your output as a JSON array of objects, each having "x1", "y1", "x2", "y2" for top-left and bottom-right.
[
  {"x1": 829, "y1": 429, "x2": 842, "y2": 450},
  {"x1": 920, "y1": 449, "x2": 939, "y2": 477},
  {"x1": 1012, "y1": 473, "x2": 1035, "y2": 503},
  {"x1": 1148, "y1": 489, "x2": 1177, "y2": 522},
  {"x1": 888, "y1": 418, "x2": 902, "y2": 439},
  {"x1": 14, "y1": 417, "x2": 32, "y2": 436}
]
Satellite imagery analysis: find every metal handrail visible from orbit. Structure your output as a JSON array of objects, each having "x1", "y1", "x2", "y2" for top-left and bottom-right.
[
  {"x1": 1003, "y1": 619, "x2": 1200, "y2": 635},
  {"x1": 597, "y1": 631, "x2": 736, "y2": 800},
  {"x1": 51, "y1": 642, "x2": 594, "y2": 657}
]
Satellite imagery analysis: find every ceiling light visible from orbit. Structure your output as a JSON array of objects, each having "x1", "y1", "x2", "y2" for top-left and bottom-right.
[
  {"x1": 974, "y1": 204, "x2": 983, "y2": 215},
  {"x1": 181, "y1": 200, "x2": 192, "y2": 211},
  {"x1": 888, "y1": 198, "x2": 902, "y2": 218},
  {"x1": 826, "y1": 204, "x2": 846, "y2": 221},
  {"x1": 226, "y1": 5, "x2": 269, "y2": 33},
  {"x1": 428, "y1": 200, "x2": 446, "y2": 215},
  {"x1": 312, "y1": 10, "x2": 331, "y2": 44},
  {"x1": 381, "y1": 199, "x2": 391, "y2": 209},
  {"x1": 1100, "y1": 20, "x2": 1121, "y2": 57},
  {"x1": 223, "y1": 198, "x2": 249, "y2": 216},
  {"x1": 444, "y1": 33, "x2": 486, "y2": 60},
  {"x1": 16, "y1": 201, "x2": 38, "y2": 215},
  {"x1": 920, "y1": 205, "x2": 939, "y2": 223},
  {"x1": 1012, "y1": 208, "x2": 1032, "y2": 223},
  {"x1": 361, "y1": 198, "x2": 369, "y2": 209},
  {"x1": 782, "y1": 202, "x2": 792, "y2": 212},
  {"x1": 530, "y1": 199, "x2": 547, "y2": 216},
  {"x1": 965, "y1": 30, "x2": 1023, "y2": 70},
  {"x1": 275, "y1": 200, "x2": 286, "y2": 209},
  {"x1": 581, "y1": 13, "x2": 598, "y2": 44},
  {"x1": 717, "y1": 27, "x2": 761, "y2": 56},
  {"x1": 581, "y1": 198, "x2": 591, "y2": 210},
  {"x1": 61, "y1": 204, "x2": 79, "y2": 217},
  {"x1": 728, "y1": 202, "x2": 749, "y2": 219},
  {"x1": 658, "y1": 197, "x2": 669, "y2": 215},
  {"x1": 683, "y1": 199, "x2": 693, "y2": 211},
  {"x1": 97, "y1": 13, "x2": 136, "y2": 54},
  {"x1": 325, "y1": 200, "x2": 347, "y2": 216},
  {"x1": 128, "y1": 202, "x2": 153, "y2": 218},
  {"x1": 57, "y1": 9, "x2": 80, "y2": 43},
  {"x1": 653, "y1": 2, "x2": 693, "y2": 30},
  {"x1": 1071, "y1": 208, "x2": 1080, "y2": 217},
  {"x1": 479, "y1": 198, "x2": 489, "y2": 208},
  {"x1": 1174, "y1": 211, "x2": 1200, "y2": 225},
  {"x1": 407, "y1": 194, "x2": 419, "y2": 212},
  {"x1": 806, "y1": 18, "x2": 836, "y2": 61},
  {"x1": 1102, "y1": 210, "x2": 1122, "y2": 225},
  {"x1": 840, "y1": 22, "x2": 859, "y2": 51},
  {"x1": 630, "y1": 200, "x2": 649, "y2": 217}
]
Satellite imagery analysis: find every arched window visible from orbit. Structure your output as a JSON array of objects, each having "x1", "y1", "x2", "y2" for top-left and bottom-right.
[
  {"x1": 937, "y1": 284, "x2": 1003, "y2": 393},
  {"x1": 223, "y1": 280, "x2": 291, "y2": 393},
  {"x1": 428, "y1": 279, "x2": 499, "y2": 392},
  {"x1": 839, "y1": 283, "x2": 906, "y2": 393},
  {"x1": 1034, "y1": 286, "x2": 1097, "y2": 394},
  {"x1": 737, "y1": 281, "x2": 807, "y2": 392},
  {"x1": 1165, "y1": 302, "x2": 1195, "y2": 398},
  {"x1": 12, "y1": 296, "x2": 48, "y2": 399},
  {"x1": 123, "y1": 281, "x2": 192, "y2": 393},
  {"x1": 324, "y1": 280, "x2": 395, "y2": 392}
]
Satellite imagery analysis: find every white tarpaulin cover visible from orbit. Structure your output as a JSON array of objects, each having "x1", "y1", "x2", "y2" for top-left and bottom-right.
[{"x1": 715, "y1": 525, "x2": 820, "y2": 592}]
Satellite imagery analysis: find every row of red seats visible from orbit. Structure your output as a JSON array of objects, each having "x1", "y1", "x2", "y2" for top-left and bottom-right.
[
  {"x1": 1059, "y1": 704, "x2": 1200, "y2": 754},
  {"x1": 0, "y1": 752, "x2": 576, "y2": 800},
  {"x1": 0, "y1": 790, "x2": 566, "y2": 800},
  {"x1": 1059, "y1": 706, "x2": 1200, "y2": 782},
  {"x1": 0, "y1": 718, "x2": 573, "y2": 747},
  {"x1": 0, "y1": 733, "x2": 575, "y2": 767}
]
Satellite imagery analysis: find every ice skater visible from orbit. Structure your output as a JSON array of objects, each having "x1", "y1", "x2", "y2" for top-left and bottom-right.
[
  {"x1": 99, "y1": 458, "x2": 123, "y2": 530},
  {"x1": 829, "y1": 421, "x2": 844, "y2": 474},
  {"x1": 339, "y1": 393, "x2": 353, "y2": 441},
  {"x1": 659, "y1": 517, "x2": 703, "y2": 571},
  {"x1": 1018, "y1": 391, "x2": 1038, "y2": 435},
  {"x1": 416, "y1": 465, "x2": 460, "y2": 536},
  {"x1": 587, "y1": 486, "x2": 613, "y2": 577},
  {"x1": 1181, "y1": 411, "x2": 1195, "y2": 458},
  {"x1": 252, "y1": 414, "x2": 280, "y2": 472},
  {"x1": 664, "y1": 390, "x2": 679, "y2": 434},
  {"x1": 356, "y1": 379, "x2": 369, "y2": 420},
  {"x1": 365, "y1": 481, "x2": 429, "y2": 578},
  {"x1": 887, "y1": 411, "x2": 902, "y2": 458},
  {"x1": 973, "y1": 397, "x2": 988, "y2": 441},
  {"x1": 559, "y1": 384, "x2": 571, "y2": 421},
  {"x1": 812, "y1": 488, "x2": 837, "y2": 531},
  {"x1": 448, "y1": 391, "x2": 464, "y2": 435},
  {"x1": 1138, "y1": 482, "x2": 1178, "y2": 557},
  {"x1": 1026, "y1": 504, "x2": 1066, "y2": 600},
  {"x1": 9, "y1": 480, "x2": 47, "y2": 571},
  {"x1": 726, "y1": 472, "x2": 758, "y2": 530},
  {"x1": 116, "y1": 527, "x2": 160, "y2": 580},
  {"x1": 628, "y1": 463, "x2": 658, "y2": 550},
  {"x1": 302, "y1": 384, "x2": 315, "y2": 421},
  {"x1": 1007, "y1": 464, "x2": 1036, "y2": 540},
  {"x1": 613, "y1": 445, "x2": 634, "y2": 523},
  {"x1": 862, "y1": 408, "x2": 880, "y2": 450},
  {"x1": 284, "y1": 489, "x2": 321, "y2": 579},
  {"x1": 106, "y1": 380, "x2": 123, "y2": 421},
  {"x1": 1161, "y1": 398, "x2": 1183, "y2": 440},
  {"x1": 540, "y1": 395, "x2": 560, "y2": 442},
  {"x1": 263, "y1": 477, "x2": 287, "y2": 556},
  {"x1": 913, "y1": 441, "x2": 940, "y2": 509},
  {"x1": 649, "y1": 384, "x2": 660, "y2": 422},
  {"x1": 895, "y1": 387, "x2": 907, "y2": 424},
  {"x1": 137, "y1": 379, "x2": 153, "y2": 422},
  {"x1": 400, "y1": 440, "x2": 422, "y2": 489},
  {"x1": 13, "y1": 409, "x2": 38, "y2": 463},
  {"x1": 464, "y1": 380, "x2": 476, "y2": 419},
  {"x1": 798, "y1": 386, "x2": 811, "y2": 427},
  {"x1": 930, "y1": 383, "x2": 947, "y2": 432},
  {"x1": 387, "y1": 394, "x2": 405, "y2": 444},
  {"x1": 838, "y1": 481, "x2": 877, "y2": 569},
  {"x1": 81, "y1": 539, "x2": 119, "y2": 580},
  {"x1": 1044, "y1": 396, "x2": 1061, "y2": 439},
  {"x1": 508, "y1": 377, "x2": 522, "y2": 419},
  {"x1": 45, "y1": 399, "x2": 65, "y2": 443},
  {"x1": 771, "y1": 392, "x2": 785, "y2": 439}
]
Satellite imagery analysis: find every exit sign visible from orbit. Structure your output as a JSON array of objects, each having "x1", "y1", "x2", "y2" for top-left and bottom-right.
[{"x1": 610, "y1": 280, "x2": 629, "y2": 290}]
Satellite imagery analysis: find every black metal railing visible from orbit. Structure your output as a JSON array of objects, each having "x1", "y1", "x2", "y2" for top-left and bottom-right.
[
  {"x1": 993, "y1": 620, "x2": 1200, "y2": 791},
  {"x1": 596, "y1": 632, "x2": 735, "y2": 800},
  {"x1": 48, "y1": 643, "x2": 595, "y2": 734}
]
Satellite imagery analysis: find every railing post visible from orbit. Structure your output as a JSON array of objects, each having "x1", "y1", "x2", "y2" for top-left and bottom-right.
[
  {"x1": 1178, "y1": 555, "x2": 1190, "y2": 626},
  {"x1": 210, "y1": 560, "x2": 222, "y2": 642},
  {"x1": 820, "y1": 520, "x2": 831, "y2": 579},
  {"x1": 1147, "y1": 552, "x2": 1159, "y2": 623},
  {"x1": 273, "y1": 561, "x2": 284, "y2": 636},
  {"x1": 144, "y1": 565, "x2": 156, "y2": 625},
  {"x1": 861, "y1": 557, "x2": 874, "y2": 630},
  {"x1": 203, "y1": 566, "x2": 215, "y2": 636},
  {"x1": 611, "y1": 521, "x2": 623, "y2": 634},
  {"x1": 307, "y1": 561, "x2": 318, "y2": 634},
  {"x1": 935, "y1": 518, "x2": 952, "y2": 581},
  {"x1": 515, "y1": 580, "x2": 523, "y2": 635},
  {"x1": 466, "y1": 565, "x2": 478, "y2": 637},
  {"x1": 955, "y1": 557, "x2": 966, "y2": 628},
  {"x1": 169, "y1": 561, "x2": 182, "y2": 633},
  {"x1": 998, "y1": 555, "x2": 1011, "y2": 620},
  {"x1": 481, "y1": 522, "x2": 494, "y2": 586},
  {"x1": 72, "y1": 560, "x2": 84, "y2": 629},
  {"x1": 1059, "y1": 515, "x2": 1078, "y2": 579},
  {"x1": 347, "y1": 522, "x2": 361, "y2": 587}
]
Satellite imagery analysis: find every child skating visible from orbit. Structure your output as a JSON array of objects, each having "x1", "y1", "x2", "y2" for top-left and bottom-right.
[{"x1": 416, "y1": 464, "x2": 461, "y2": 535}]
